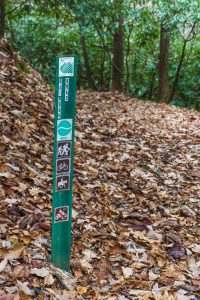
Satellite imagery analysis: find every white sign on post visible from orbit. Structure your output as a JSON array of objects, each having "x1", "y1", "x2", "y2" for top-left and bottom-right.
[{"x1": 59, "y1": 57, "x2": 74, "y2": 77}]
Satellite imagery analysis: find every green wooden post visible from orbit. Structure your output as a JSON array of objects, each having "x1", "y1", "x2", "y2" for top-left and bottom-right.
[{"x1": 51, "y1": 56, "x2": 78, "y2": 271}]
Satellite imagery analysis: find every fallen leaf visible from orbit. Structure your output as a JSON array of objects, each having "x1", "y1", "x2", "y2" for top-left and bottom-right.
[
  {"x1": 122, "y1": 266, "x2": 133, "y2": 278},
  {"x1": 17, "y1": 281, "x2": 33, "y2": 296},
  {"x1": 76, "y1": 286, "x2": 88, "y2": 295},
  {"x1": 44, "y1": 274, "x2": 54, "y2": 286},
  {"x1": 0, "y1": 245, "x2": 25, "y2": 273},
  {"x1": 168, "y1": 245, "x2": 185, "y2": 259},
  {"x1": 191, "y1": 244, "x2": 200, "y2": 253},
  {"x1": 31, "y1": 268, "x2": 49, "y2": 277},
  {"x1": 149, "y1": 269, "x2": 160, "y2": 281}
]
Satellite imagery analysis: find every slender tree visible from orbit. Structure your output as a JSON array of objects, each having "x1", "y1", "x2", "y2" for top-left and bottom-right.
[
  {"x1": 80, "y1": 33, "x2": 96, "y2": 90},
  {"x1": 68, "y1": 0, "x2": 96, "y2": 89},
  {"x1": 112, "y1": 0, "x2": 124, "y2": 92},
  {"x1": 158, "y1": 22, "x2": 170, "y2": 103},
  {"x1": 0, "y1": 0, "x2": 5, "y2": 37},
  {"x1": 168, "y1": 22, "x2": 197, "y2": 102}
]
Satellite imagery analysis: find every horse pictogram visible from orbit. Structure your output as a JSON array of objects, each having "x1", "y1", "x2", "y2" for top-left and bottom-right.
[{"x1": 56, "y1": 175, "x2": 70, "y2": 191}]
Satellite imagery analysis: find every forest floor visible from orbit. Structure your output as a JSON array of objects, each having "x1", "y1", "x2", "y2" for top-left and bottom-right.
[{"x1": 0, "y1": 38, "x2": 200, "y2": 300}]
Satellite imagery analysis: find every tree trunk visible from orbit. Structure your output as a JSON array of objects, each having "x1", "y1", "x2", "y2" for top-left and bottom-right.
[
  {"x1": 158, "y1": 23, "x2": 170, "y2": 103},
  {"x1": 112, "y1": 11, "x2": 124, "y2": 92},
  {"x1": 124, "y1": 23, "x2": 133, "y2": 93},
  {"x1": 100, "y1": 49, "x2": 105, "y2": 91},
  {"x1": 148, "y1": 73, "x2": 156, "y2": 100},
  {"x1": 80, "y1": 34, "x2": 96, "y2": 90},
  {"x1": 168, "y1": 40, "x2": 187, "y2": 103},
  {"x1": 0, "y1": 0, "x2": 5, "y2": 37}
]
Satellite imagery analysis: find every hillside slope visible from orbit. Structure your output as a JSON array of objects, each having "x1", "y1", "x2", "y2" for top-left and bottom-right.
[{"x1": 0, "y1": 38, "x2": 200, "y2": 299}]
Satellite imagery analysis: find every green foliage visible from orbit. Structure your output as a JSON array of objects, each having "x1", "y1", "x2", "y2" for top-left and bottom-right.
[
  {"x1": 7, "y1": 14, "x2": 80, "y2": 84},
  {"x1": 5, "y1": 0, "x2": 200, "y2": 109}
]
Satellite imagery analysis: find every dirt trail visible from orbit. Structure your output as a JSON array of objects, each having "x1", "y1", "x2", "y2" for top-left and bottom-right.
[{"x1": 0, "y1": 38, "x2": 200, "y2": 299}]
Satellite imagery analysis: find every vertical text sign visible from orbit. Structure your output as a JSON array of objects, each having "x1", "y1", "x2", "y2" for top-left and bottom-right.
[{"x1": 52, "y1": 56, "x2": 78, "y2": 271}]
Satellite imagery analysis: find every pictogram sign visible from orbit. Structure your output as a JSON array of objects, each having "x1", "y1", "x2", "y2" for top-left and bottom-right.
[{"x1": 55, "y1": 206, "x2": 69, "y2": 223}]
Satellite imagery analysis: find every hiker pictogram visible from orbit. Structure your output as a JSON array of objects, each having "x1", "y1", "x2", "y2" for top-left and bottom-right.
[{"x1": 57, "y1": 141, "x2": 71, "y2": 158}]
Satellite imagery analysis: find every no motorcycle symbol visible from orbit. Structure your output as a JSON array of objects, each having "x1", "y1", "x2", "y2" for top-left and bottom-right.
[{"x1": 55, "y1": 206, "x2": 69, "y2": 223}]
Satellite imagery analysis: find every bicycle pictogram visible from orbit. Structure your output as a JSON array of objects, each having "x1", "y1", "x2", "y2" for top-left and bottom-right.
[
  {"x1": 56, "y1": 158, "x2": 70, "y2": 175},
  {"x1": 58, "y1": 162, "x2": 68, "y2": 172}
]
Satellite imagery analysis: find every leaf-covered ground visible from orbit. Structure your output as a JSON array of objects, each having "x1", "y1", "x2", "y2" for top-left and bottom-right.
[{"x1": 0, "y1": 38, "x2": 200, "y2": 299}]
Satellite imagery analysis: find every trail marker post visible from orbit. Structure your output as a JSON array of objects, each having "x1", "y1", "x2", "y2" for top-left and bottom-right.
[{"x1": 52, "y1": 56, "x2": 78, "y2": 271}]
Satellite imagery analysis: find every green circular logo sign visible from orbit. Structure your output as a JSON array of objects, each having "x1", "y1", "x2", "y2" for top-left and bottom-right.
[{"x1": 58, "y1": 120, "x2": 72, "y2": 137}]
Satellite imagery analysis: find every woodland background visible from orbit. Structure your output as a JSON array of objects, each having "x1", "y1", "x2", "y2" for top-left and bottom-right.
[
  {"x1": 1, "y1": 1, "x2": 200, "y2": 299},
  {"x1": 0, "y1": 0, "x2": 200, "y2": 107}
]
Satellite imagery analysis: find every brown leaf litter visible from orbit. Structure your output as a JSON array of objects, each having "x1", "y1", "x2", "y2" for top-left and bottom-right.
[{"x1": 0, "y1": 38, "x2": 200, "y2": 299}]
